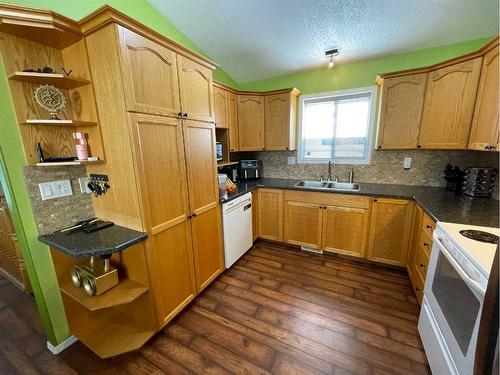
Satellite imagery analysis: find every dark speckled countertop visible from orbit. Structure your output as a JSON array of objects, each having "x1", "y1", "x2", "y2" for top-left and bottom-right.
[
  {"x1": 221, "y1": 178, "x2": 499, "y2": 227},
  {"x1": 39, "y1": 224, "x2": 147, "y2": 259}
]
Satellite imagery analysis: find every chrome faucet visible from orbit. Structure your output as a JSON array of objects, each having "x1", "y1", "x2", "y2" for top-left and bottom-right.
[
  {"x1": 328, "y1": 161, "x2": 337, "y2": 182},
  {"x1": 348, "y1": 167, "x2": 354, "y2": 183}
]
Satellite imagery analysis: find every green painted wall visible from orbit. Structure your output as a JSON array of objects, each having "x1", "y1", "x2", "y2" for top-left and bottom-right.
[{"x1": 238, "y1": 37, "x2": 493, "y2": 93}]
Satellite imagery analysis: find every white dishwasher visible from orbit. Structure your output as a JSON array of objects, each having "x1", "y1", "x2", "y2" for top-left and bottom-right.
[{"x1": 222, "y1": 192, "x2": 253, "y2": 268}]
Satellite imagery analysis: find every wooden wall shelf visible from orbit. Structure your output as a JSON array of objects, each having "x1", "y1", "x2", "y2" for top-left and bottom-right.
[
  {"x1": 35, "y1": 160, "x2": 103, "y2": 167},
  {"x1": 10, "y1": 71, "x2": 90, "y2": 89},
  {"x1": 217, "y1": 161, "x2": 238, "y2": 167},
  {"x1": 22, "y1": 119, "x2": 97, "y2": 126},
  {"x1": 60, "y1": 278, "x2": 148, "y2": 311}
]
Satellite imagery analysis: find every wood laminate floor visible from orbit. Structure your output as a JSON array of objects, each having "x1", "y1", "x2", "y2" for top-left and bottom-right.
[{"x1": 0, "y1": 240, "x2": 430, "y2": 374}]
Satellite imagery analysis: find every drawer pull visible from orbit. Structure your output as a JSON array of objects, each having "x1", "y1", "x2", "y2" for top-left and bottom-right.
[
  {"x1": 415, "y1": 287, "x2": 421, "y2": 291},
  {"x1": 419, "y1": 263, "x2": 426, "y2": 268},
  {"x1": 423, "y1": 242, "x2": 429, "y2": 247},
  {"x1": 426, "y1": 224, "x2": 432, "y2": 229}
]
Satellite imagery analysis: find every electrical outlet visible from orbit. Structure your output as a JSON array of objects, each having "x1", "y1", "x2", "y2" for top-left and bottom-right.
[
  {"x1": 287, "y1": 156, "x2": 296, "y2": 165},
  {"x1": 403, "y1": 157, "x2": 412, "y2": 170},
  {"x1": 39, "y1": 180, "x2": 73, "y2": 200},
  {"x1": 79, "y1": 177, "x2": 92, "y2": 193}
]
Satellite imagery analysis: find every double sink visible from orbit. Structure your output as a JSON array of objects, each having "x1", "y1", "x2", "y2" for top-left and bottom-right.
[{"x1": 295, "y1": 180, "x2": 360, "y2": 192}]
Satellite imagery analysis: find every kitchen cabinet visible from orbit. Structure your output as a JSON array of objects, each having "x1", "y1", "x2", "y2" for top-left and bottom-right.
[
  {"x1": 119, "y1": 27, "x2": 181, "y2": 118},
  {"x1": 213, "y1": 86, "x2": 228, "y2": 128},
  {"x1": 322, "y1": 205, "x2": 369, "y2": 258},
  {"x1": 283, "y1": 191, "x2": 370, "y2": 257},
  {"x1": 468, "y1": 44, "x2": 499, "y2": 151},
  {"x1": 419, "y1": 57, "x2": 482, "y2": 149},
  {"x1": 376, "y1": 73, "x2": 427, "y2": 149},
  {"x1": 227, "y1": 91, "x2": 239, "y2": 151},
  {"x1": 182, "y1": 120, "x2": 224, "y2": 292},
  {"x1": 238, "y1": 95, "x2": 265, "y2": 151},
  {"x1": 367, "y1": 198, "x2": 413, "y2": 266},
  {"x1": 407, "y1": 205, "x2": 435, "y2": 304},
  {"x1": 252, "y1": 190, "x2": 258, "y2": 241},
  {"x1": 129, "y1": 113, "x2": 196, "y2": 326},
  {"x1": 284, "y1": 201, "x2": 323, "y2": 249},
  {"x1": 178, "y1": 55, "x2": 215, "y2": 122},
  {"x1": 264, "y1": 90, "x2": 299, "y2": 150},
  {"x1": 258, "y1": 189, "x2": 283, "y2": 241}
]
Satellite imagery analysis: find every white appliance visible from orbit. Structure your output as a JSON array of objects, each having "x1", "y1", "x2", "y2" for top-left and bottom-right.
[
  {"x1": 419, "y1": 221, "x2": 499, "y2": 375},
  {"x1": 222, "y1": 193, "x2": 253, "y2": 268}
]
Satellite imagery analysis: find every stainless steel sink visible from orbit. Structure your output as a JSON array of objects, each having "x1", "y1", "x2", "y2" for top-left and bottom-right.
[{"x1": 295, "y1": 180, "x2": 360, "y2": 192}]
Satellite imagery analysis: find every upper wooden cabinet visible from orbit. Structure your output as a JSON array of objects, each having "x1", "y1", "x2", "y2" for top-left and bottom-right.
[
  {"x1": 265, "y1": 90, "x2": 300, "y2": 150},
  {"x1": 119, "y1": 27, "x2": 181, "y2": 118},
  {"x1": 367, "y1": 198, "x2": 414, "y2": 267},
  {"x1": 213, "y1": 86, "x2": 228, "y2": 128},
  {"x1": 376, "y1": 37, "x2": 498, "y2": 150},
  {"x1": 227, "y1": 91, "x2": 239, "y2": 151},
  {"x1": 238, "y1": 95, "x2": 265, "y2": 151},
  {"x1": 178, "y1": 55, "x2": 214, "y2": 122},
  {"x1": 468, "y1": 44, "x2": 500, "y2": 151},
  {"x1": 258, "y1": 189, "x2": 283, "y2": 242},
  {"x1": 377, "y1": 73, "x2": 427, "y2": 149},
  {"x1": 419, "y1": 57, "x2": 482, "y2": 149}
]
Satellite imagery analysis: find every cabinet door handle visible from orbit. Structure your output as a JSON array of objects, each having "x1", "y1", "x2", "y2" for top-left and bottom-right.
[
  {"x1": 426, "y1": 224, "x2": 432, "y2": 229},
  {"x1": 415, "y1": 287, "x2": 421, "y2": 292},
  {"x1": 192, "y1": 213, "x2": 197, "y2": 217},
  {"x1": 187, "y1": 215, "x2": 192, "y2": 219},
  {"x1": 423, "y1": 242, "x2": 429, "y2": 247},
  {"x1": 177, "y1": 112, "x2": 183, "y2": 117},
  {"x1": 183, "y1": 113, "x2": 189, "y2": 117},
  {"x1": 419, "y1": 263, "x2": 426, "y2": 268},
  {"x1": 373, "y1": 198, "x2": 378, "y2": 202}
]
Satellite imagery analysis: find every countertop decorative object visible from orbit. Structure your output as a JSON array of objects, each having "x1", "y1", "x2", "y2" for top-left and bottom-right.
[
  {"x1": 38, "y1": 224, "x2": 147, "y2": 258},
  {"x1": 222, "y1": 178, "x2": 499, "y2": 227}
]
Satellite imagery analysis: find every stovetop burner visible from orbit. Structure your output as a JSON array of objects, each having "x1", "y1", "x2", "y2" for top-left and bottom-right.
[{"x1": 459, "y1": 229, "x2": 499, "y2": 244}]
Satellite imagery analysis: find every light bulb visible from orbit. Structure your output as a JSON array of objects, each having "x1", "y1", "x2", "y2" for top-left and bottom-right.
[{"x1": 328, "y1": 60, "x2": 334, "y2": 68}]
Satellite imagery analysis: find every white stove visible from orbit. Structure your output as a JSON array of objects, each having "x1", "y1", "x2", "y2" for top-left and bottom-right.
[{"x1": 419, "y1": 221, "x2": 499, "y2": 375}]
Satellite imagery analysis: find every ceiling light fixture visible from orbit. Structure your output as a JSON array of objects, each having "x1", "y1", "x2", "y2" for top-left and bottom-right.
[{"x1": 325, "y1": 48, "x2": 339, "y2": 68}]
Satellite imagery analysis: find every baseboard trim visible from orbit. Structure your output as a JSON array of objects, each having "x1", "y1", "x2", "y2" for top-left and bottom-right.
[{"x1": 47, "y1": 335, "x2": 78, "y2": 355}]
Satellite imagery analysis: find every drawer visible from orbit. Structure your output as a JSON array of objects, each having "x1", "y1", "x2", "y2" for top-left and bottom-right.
[
  {"x1": 422, "y1": 212, "x2": 435, "y2": 238},
  {"x1": 410, "y1": 263, "x2": 425, "y2": 305},
  {"x1": 419, "y1": 229, "x2": 433, "y2": 257},
  {"x1": 414, "y1": 244, "x2": 430, "y2": 280},
  {"x1": 284, "y1": 190, "x2": 370, "y2": 209}
]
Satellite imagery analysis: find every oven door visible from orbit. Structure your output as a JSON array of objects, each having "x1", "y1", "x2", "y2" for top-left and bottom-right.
[{"x1": 424, "y1": 232, "x2": 485, "y2": 375}]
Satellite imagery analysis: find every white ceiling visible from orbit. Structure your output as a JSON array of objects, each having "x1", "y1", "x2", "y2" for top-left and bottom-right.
[{"x1": 148, "y1": 0, "x2": 499, "y2": 83}]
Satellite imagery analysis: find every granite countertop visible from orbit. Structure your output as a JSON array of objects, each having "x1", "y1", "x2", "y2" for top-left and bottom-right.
[
  {"x1": 221, "y1": 178, "x2": 499, "y2": 227},
  {"x1": 39, "y1": 224, "x2": 148, "y2": 259}
]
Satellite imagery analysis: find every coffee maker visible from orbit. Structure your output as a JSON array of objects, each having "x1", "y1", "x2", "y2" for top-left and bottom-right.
[{"x1": 238, "y1": 160, "x2": 262, "y2": 180}]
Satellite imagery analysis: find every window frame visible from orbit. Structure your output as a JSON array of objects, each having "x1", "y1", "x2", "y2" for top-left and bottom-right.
[{"x1": 297, "y1": 86, "x2": 378, "y2": 165}]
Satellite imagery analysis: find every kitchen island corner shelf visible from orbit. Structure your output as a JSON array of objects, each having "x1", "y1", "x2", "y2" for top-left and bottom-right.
[
  {"x1": 22, "y1": 119, "x2": 97, "y2": 126},
  {"x1": 59, "y1": 277, "x2": 148, "y2": 311},
  {"x1": 9, "y1": 71, "x2": 90, "y2": 89}
]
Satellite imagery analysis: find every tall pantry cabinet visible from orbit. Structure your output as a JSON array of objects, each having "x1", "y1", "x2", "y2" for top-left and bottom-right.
[{"x1": 84, "y1": 21, "x2": 223, "y2": 328}]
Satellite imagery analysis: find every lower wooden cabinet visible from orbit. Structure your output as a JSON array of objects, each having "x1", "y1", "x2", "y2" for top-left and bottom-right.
[
  {"x1": 284, "y1": 201, "x2": 323, "y2": 249},
  {"x1": 258, "y1": 189, "x2": 283, "y2": 241},
  {"x1": 407, "y1": 205, "x2": 435, "y2": 304},
  {"x1": 322, "y1": 205, "x2": 369, "y2": 258},
  {"x1": 366, "y1": 198, "x2": 414, "y2": 266}
]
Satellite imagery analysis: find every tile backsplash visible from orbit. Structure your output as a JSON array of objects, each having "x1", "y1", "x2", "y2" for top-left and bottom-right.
[
  {"x1": 248, "y1": 149, "x2": 499, "y2": 198},
  {"x1": 23, "y1": 166, "x2": 94, "y2": 235}
]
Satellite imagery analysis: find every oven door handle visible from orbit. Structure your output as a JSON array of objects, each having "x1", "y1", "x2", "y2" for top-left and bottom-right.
[{"x1": 433, "y1": 235, "x2": 486, "y2": 299}]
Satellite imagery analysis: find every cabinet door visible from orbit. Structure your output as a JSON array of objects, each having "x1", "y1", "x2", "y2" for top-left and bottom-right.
[
  {"x1": 213, "y1": 86, "x2": 228, "y2": 128},
  {"x1": 367, "y1": 198, "x2": 413, "y2": 266},
  {"x1": 469, "y1": 45, "x2": 500, "y2": 151},
  {"x1": 407, "y1": 204, "x2": 423, "y2": 278},
  {"x1": 419, "y1": 58, "x2": 482, "y2": 149},
  {"x1": 227, "y1": 91, "x2": 239, "y2": 151},
  {"x1": 252, "y1": 190, "x2": 258, "y2": 241},
  {"x1": 182, "y1": 120, "x2": 223, "y2": 292},
  {"x1": 377, "y1": 73, "x2": 427, "y2": 149},
  {"x1": 119, "y1": 27, "x2": 181, "y2": 117},
  {"x1": 129, "y1": 114, "x2": 196, "y2": 326},
  {"x1": 321, "y1": 206, "x2": 369, "y2": 258},
  {"x1": 238, "y1": 95, "x2": 264, "y2": 151},
  {"x1": 258, "y1": 189, "x2": 283, "y2": 241},
  {"x1": 265, "y1": 93, "x2": 290, "y2": 150},
  {"x1": 284, "y1": 201, "x2": 323, "y2": 249},
  {"x1": 178, "y1": 55, "x2": 214, "y2": 122}
]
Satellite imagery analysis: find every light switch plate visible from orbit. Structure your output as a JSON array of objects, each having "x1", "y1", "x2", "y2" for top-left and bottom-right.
[
  {"x1": 287, "y1": 156, "x2": 296, "y2": 165},
  {"x1": 39, "y1": 180, "x2": 73, "y2": 200},
  {"x1": 78, "y1": 177, "x2": 92, "y2": 194},
  {"x1": 403, "y1": 157, "x2": 412, "y2": 170}
]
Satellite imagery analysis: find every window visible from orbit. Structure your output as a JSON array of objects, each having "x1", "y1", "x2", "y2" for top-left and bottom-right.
[{"x1": 298, "y1": 86, "x2": 377, "y2": 164}]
